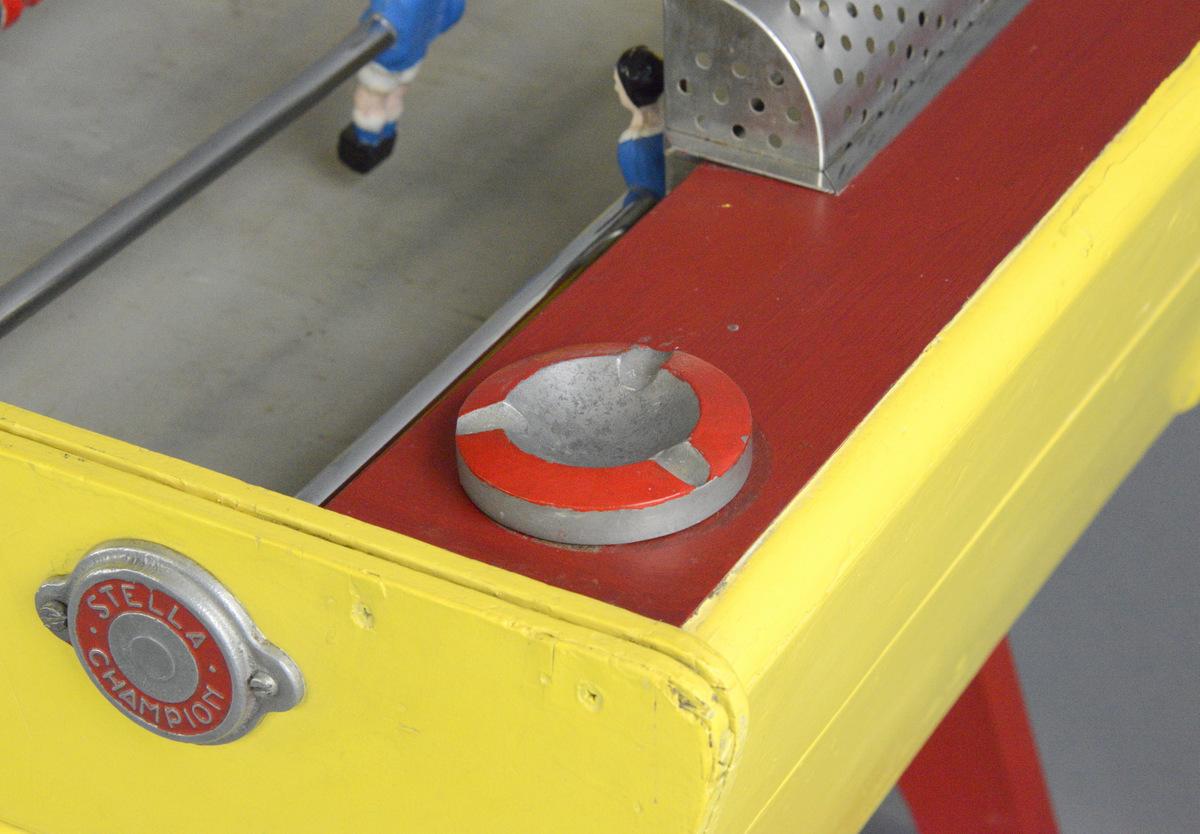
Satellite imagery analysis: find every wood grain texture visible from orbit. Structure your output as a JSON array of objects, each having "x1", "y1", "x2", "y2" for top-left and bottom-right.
[{"x1": 328, "y1": 0, "x2": 1200, "y2": 625}]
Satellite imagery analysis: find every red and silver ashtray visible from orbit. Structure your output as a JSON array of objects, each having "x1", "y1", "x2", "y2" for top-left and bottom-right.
[{"x1": 455, "y1": 343, "x2": 753, "y2": 545}]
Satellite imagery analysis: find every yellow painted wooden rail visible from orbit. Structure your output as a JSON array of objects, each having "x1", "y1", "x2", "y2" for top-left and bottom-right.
[
  {"x1": 689, "y1": 43, "x2": 1200, "y2": 834},
  {"x1": 2, "y1": 44, "x2": 1198, "y2": 834}
]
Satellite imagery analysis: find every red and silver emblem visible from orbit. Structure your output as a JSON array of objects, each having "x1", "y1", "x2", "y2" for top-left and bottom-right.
[
  {"x1": 456, "y1": 343, "x2": 753, "y2": 545},
  {"x1": 36, "y1": 541, "x2": 303, "y2": 744}
]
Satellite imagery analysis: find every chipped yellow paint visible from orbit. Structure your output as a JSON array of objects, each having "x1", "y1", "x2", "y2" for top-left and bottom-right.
[
  {"x1": 0, "y1": 405, "x2": 744, "y2": 834},
  {"x1": 690, "y1": 44, "x2": 1200, "y2": 834}
]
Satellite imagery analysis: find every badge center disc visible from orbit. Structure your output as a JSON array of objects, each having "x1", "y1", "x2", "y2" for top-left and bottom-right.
[
  {"x1": 108, "y1": 612, "x2": 199, "y2": 704},
  {"x1": 129, "y1": 636, "x2": 175, "y2": 680}
]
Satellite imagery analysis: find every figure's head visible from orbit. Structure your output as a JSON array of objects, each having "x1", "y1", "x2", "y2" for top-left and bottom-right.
[{"x1": 615, "y1": 46, "x2": 665, "y2": 111}]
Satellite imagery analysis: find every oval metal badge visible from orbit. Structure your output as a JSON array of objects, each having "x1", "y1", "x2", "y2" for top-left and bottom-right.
[{"x1": 36, "y1": 541, "x2": 303, "y2": 744}]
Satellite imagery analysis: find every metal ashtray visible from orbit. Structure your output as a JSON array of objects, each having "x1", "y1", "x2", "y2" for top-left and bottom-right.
[{"x1": 455, "y1": 343, "x2": 753, "y2": 545}]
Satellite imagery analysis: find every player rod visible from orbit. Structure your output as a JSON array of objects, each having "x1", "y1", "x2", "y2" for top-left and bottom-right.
[
  {"x1": 0, "y1": 16, "x2": 396, "y2": 338},
  {"x1": 296, "y1": 190, "x2": 659, "y2": 505}
]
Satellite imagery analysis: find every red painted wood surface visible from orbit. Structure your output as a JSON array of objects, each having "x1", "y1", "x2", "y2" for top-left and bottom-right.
[
  {"x1": 329, "y1": 0, "x2": 1200, "y2": 625},
  {"x1": 900, "y1": 639, "x2": 1059, "y2": 833}
]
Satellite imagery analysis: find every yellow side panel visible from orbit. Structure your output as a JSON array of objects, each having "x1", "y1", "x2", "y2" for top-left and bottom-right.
[
  {"x1": 0, "y1": 414, "x2": 738, "y2": 834},
  {"x1": 694, "y1": 45, "x2": 1200, "y2": 834}
]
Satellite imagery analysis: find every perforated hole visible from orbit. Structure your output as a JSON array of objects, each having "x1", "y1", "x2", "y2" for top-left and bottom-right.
[
  {"x1": 696, "y1": 52, "x2": 713, "y2": 70},
  {"x1": 786, "y1": 106, "x2": 803, "y2": 123},
  {"x1": 769, "y1": 69, "x2": 786, "y2": 86},
  {"x1": 789, "y1": 0, "x2": 802, "y2": 13},
  {"x1": 713, "y1": 84, "x2": 730, "y2": 105},
  {"x1": 732, "y1": 124, "x2": 747, "y2": 139},
  {"x1": 678, "y1": 78, "x2": 690, "y2": 94},
  {"x1": 818, "y1": 0, "x2": 830, "y2": 14},
  {"x1": 750, "y1": 97, "x2": 767, "y2": 112},
  {"x1": 815, "y1": 31, "x2": 826, "y2": 48},
  {"x1": 846, "y1": 3, "x2": 858, "y2": 17},
  {"x1": 841, "y1": 34, "x2": 852, "y2": 50},
  {"x1": 833, "y1": 68, "x2": 844, "y2": 84},
  {"x1": 732, "y1": 61, "x2": 750, "y2": 78},
  {"x1": 768, "y1": 133, "x2": 784, "y2": 148}
]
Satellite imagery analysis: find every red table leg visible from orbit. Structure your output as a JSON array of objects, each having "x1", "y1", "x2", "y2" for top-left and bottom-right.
[{"x1": 898, "y1": 639, "x2": 1059, "y2": 833}]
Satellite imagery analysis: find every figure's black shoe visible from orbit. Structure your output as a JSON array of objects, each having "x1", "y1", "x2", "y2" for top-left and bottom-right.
[{"x1": 337, "y1": 125, "x2": 396, "y2": 174}]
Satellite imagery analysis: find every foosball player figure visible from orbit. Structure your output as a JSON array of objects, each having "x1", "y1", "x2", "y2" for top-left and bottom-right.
[
  {"x1": 338, "y1": 0, "x2": 466, "y2": 174},
  {"x1": 614, "y1": 46, "x2": 667, "y2": 199}
]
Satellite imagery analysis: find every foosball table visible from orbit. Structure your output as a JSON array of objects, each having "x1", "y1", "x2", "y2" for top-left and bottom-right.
[{"x1": 1, "y1": 1, "x2": 1198, "y2": 832}]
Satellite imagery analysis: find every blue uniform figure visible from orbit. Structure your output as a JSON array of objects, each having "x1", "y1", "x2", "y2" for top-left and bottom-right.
[
  {"x1": 614, "y1": 47, "x2": 666, "y2": 199},
  {"x1": 338, "y1": 0, "x2": 466, "y2": 173},
  {"x1": 368, "y1": 0, "x2": 464, "y2": 76},
  {"x1": 617, "y1": 132, "x2": 666, "y2": 200}
]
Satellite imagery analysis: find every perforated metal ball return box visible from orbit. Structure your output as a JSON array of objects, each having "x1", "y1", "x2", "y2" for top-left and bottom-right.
[
  {"x1": 664, "y1": 0, "x2": 1030, "y2": 192},
  {"x1": 455, "y1": 344, "x2": 753, "y2": 545}
]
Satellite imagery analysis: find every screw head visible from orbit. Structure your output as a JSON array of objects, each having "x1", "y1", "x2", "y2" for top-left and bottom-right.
[
  {"x1": 37, "y1": 600, "x2": 68, "y2": 634},
  {"x1": 249, "y1": 671, "x2": 278, "y2": 698}
]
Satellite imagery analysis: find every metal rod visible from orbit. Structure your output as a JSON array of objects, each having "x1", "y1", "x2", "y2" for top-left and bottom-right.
[
  {"x1": 296, "y1": 190, "x2": 659, "y2": 505},
  {"x1": 0, "y1": 17, "x2": 396, "y2": 338}
]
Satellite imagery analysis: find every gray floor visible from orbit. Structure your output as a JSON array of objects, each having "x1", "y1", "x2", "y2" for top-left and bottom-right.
[{"x1": 1, "y1": 2, "x2": 1196, "y2": 832}]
